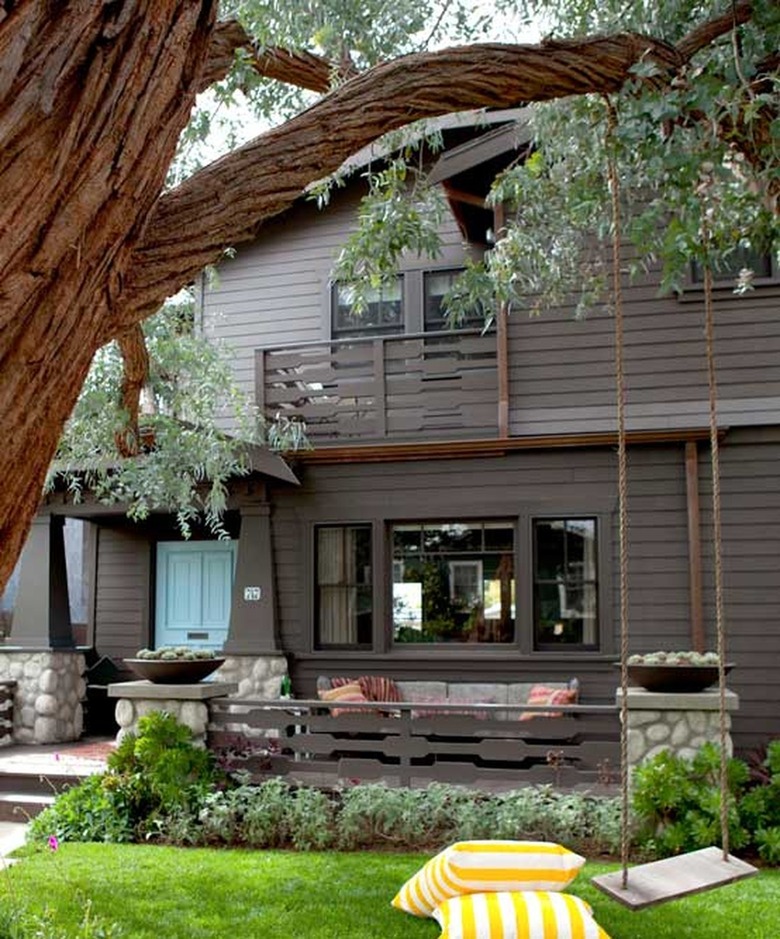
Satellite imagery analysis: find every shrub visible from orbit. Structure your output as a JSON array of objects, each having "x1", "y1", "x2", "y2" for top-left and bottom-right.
[
  {"x1": 29, "y1": 775, "x2": 135, "y2": 844},
  {"x1": 31, "y1": 712, "x2": 219, "y2": 844},
  {"x1": 632, "y1": 742, "x2": 764, "y2": 858}
]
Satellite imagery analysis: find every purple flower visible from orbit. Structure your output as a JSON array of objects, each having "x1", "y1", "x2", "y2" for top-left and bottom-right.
[{"x1": 48, "y1": 836, "x2": 59, "y2": 852}]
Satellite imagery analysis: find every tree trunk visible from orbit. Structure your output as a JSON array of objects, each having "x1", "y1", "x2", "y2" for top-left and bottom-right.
[{"x1": 0, "y1": 1, "x2": 217, "y2": 589}]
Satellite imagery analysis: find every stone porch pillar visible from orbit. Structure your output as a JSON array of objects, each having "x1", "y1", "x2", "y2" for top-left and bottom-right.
[
  {"x1": 618, "y1": 687, "x2": 739, "y2": 772},
  {"x1": 0, "y1": 516, "x2": 85, "y2": 743}
]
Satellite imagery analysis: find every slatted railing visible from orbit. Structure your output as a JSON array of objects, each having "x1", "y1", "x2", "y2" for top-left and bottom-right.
[
  {"x1": 256, "y1": 329, "x2": 498, "y2": 444},
  {"x1": 208, "y1": 698, "x2": 620, "y2": 792}
]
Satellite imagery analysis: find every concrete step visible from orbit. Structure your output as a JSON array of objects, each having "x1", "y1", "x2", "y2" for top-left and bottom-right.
[
  {"x1": 0, "y1": 792, "x2": 55, "y2": 823},
  {"x1": 0, "y1": 769, "x2": 83, "y2": 796}
]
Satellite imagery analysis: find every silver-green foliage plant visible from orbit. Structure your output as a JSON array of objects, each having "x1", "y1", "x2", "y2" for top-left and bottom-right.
[{"x1": 49, "y1": 296, "x2": 304, "y2": 538}]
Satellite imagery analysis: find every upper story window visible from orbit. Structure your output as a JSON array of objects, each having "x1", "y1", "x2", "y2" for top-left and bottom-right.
[
  {"x1": 533, "y1": 518, "x2": 598, "y2": 651},
  {"x1": 392, "y1": 521, "x2": 515, "y2": 644},
  {"x1": 315, "y1": 524, "x2": 373, "y2": 649},
  {"x1": 332, "y1": 278, "x2": 404, "y2": 339},
  {"x1": 691, "y1": 248, "x2": 775, "y2": 285},
  {"x1": 423, "y1": 269, "x2": 483, "y2": 331}
]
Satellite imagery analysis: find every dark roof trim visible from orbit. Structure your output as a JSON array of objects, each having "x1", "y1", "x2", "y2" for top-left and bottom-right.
[{"x1": 428, "y1": 117, "x2": 533, "y2": 185}]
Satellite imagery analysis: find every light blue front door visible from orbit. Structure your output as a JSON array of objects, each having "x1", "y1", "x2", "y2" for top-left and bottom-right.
[{"x1": 155, "y1": 541, "x2": 237, "y2": 651}]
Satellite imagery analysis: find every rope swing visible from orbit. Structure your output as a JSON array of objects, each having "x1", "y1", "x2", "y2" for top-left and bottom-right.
[{"x1": 590, "y1": 99, "x2": 758, "y2": 910}]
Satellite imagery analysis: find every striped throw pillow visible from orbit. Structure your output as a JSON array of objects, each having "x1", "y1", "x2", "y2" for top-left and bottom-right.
[
  {"x1": 519, "y1": 685, "x2": 578, "y2": 721},
  {"x1": 392, "y1": 841, "x2": 586, "y2": 918},
  {"x1": 432, "y1": 891, "x2": 611, "y2": 939},
  {"x1": 317, "y1": 682, "x2": 368, "y2": 716}
]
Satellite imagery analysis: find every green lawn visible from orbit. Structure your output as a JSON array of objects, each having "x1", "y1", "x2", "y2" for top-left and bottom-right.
[{"x1": 1, "y1": 845, "x2": 777, "y2": 938}]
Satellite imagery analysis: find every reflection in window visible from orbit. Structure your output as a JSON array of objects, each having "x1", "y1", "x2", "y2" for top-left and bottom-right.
[
  {"x1": 332, "y1": 278, "x2": 403, "y2": 338},
  {"x1": 691, "y1": 248, "x2": 773, "y2": 283},
  {"x1": 533, "y1": 518, "x2": 598, "y2": 649},
  {"x1": 423, "y1": 270, "x2": 482, "y2": 331},
  {"x1": 392, "y1": 521, "x2": 515, "y2": 644},
  {"x1": 315, "y1": 525, "x2": 373, "y2": 648}
]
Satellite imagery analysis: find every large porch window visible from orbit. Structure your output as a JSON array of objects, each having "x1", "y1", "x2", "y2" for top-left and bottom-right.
[
  {"x1": 315, "y1": 525, "x2": 373, "y2": 648},
  {"x1": 533, "y1": 518, "x2": 598, "y2": 650},
  {"x1": 392, "y1": 521, "x2": 515, "y2": 644}
]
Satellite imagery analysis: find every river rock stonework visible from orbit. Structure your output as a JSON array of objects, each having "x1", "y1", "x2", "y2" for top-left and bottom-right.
[
  {"x1": 215, "y1": 655, "x2": 287, "y2": 699},
  {"x1": 620, "y1": 687, "x2": 739, "y2": 771},
  {"x1": 0, "y1": 650, "x2": 85, "y2": 744},
  {"x1": 115, "y1": 697, "x2": 210, "y2": 746}
]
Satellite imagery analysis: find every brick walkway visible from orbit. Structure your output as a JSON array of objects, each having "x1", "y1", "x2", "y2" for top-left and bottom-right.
[{"x1": 0, "y1": 737, "x2": 113, "y2": 777}]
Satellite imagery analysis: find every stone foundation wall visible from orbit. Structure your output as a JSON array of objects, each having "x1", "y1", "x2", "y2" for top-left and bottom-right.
[
  {"x1": 621, "y1": 688, "x2": 738, "y2": 772},
  {"x1": 115, "y1": 698, "x2": 209, "y2": 746},
  {"x1": 216, "y1": 655, "x2": 287, "y2": 699},
  {"x1": 0, "y1": 650, "x2": 86, "y2": 744}
]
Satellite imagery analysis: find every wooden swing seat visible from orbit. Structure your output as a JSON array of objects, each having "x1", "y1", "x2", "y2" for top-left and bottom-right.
[{"x1": 591, "y1": 846, "x2": 758, "y2": 910}]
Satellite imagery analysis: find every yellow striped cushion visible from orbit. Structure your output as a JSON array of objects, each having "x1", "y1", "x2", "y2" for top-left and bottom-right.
[
  {"x1": 392, "y1": 841, "x2": 586, "y2": 918},
  {"x1": 432, "y1": 891, "x2": 611, "y2": 939}
]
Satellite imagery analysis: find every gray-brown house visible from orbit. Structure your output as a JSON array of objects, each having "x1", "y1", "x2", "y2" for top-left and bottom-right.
[{"x1": 8, "y1": 112, "x2": 780, "y2": 756}]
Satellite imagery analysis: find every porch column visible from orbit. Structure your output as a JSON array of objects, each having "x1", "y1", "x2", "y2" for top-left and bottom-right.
[
  {"x1": 224, "y1": 504, "x2": 279, "y2": 654},
  {"x1": 11, "y1": 515, "x2": 75, "y2": 649}
]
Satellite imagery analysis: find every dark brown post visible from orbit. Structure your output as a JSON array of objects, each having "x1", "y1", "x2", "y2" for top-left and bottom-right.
[
  {"x1": 374, "y1": 339, "x2": 387, "y2": 438},
  {"x1": 224, "y1": 500, "x2": 280, "y2": 654},
  {"x1": 12, "y1": 514, "x2": 75, "y2": 649},
  {"x1": 685, "y1": 440, "x2": 705, "y2": 651},
  {"x1": 255, "y1": 349, "x2": 266, "y2": 412}
]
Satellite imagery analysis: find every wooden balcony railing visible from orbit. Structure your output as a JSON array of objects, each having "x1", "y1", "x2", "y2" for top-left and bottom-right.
[
  {"x1": 255, "y1": 330, "x2": 499, "y2": 444},
  {"x1": 208, "y1": 698, "x2": 620, "y2": 792}
]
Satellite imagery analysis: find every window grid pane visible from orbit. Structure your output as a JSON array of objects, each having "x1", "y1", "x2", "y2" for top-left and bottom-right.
[
  {"x1": 533, "y1": 518, "x2": 598, "y2": 649},
  {"x1": 315, "y1": 525, "x2": 373, "y2": 648},
  {"x1": 333, "y1": 278, "x2": 404, "y2": 338},
  {"x1": 393, "y1": 521, "x2": 515, "y2": 645}
]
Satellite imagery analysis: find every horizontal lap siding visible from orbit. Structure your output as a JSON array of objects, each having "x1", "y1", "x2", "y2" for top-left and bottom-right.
[
  {"x1": 201, "y1": 188, "x2": 471, "y2": 427},
  {"x1": 93, "y1": 527, "x2": 150, "y2": 661},
  {"x1": 271, "y1": 444, "x2": 691, "y2": 706},
  {"x1": 698, "y1": 428, "x2": 780, "y2": 749},
  {"x1": 508, "y1": 270, "x2": 780, "y2": 436}
]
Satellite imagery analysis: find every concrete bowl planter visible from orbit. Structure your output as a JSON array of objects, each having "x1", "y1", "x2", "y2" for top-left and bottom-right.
[
  {"x1": 124, "y1": 658, "x2": 225, "y2": 684},
  {"x1": 625, "y1": 662, "x2": 733, "y2": 694}
]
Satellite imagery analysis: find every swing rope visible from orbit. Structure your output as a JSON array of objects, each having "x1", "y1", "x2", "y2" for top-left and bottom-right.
[
  {"x1": 604, "y1": 98, "x2": 632, "y2": 890},
  {"x1": 604, "y1": 99, "x2": 733, "y2": 891},
  {"x1": 703, "y1": 248, "x2": 731, "y2": 862}
]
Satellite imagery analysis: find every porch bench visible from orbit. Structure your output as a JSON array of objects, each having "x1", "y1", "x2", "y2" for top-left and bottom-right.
[{"x1": 316, "y1": 675, "x2": 580, "y2": 718}]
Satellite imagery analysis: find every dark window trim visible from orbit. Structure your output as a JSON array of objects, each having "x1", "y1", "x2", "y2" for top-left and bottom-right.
[
  {"x1": 390, "y1": 518, "x2": 518, "y2": 648},
  {"x1": 313, "y1": 522, "x2": 375, "y2": 651},
  {"x1": 678, "y1": 252, "x2": 779, "y2": 303},
  {"x1": 330, "y1": 277, "x2": 404, "y2": 340},
  {"x1": 531, "y1": 516, "x2": 600, "y2": 653},
  {"x1": 307, "y1": 509, "x2": 613, "y2": 657}
]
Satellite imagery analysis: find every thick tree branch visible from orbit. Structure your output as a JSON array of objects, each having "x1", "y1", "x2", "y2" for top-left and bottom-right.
[
  {"x1": 115, "y1": 325, "x2": 150, "y2": 458},
  {"x1": 676, "y1": 0, "x2": 753, "y2": 60},
  {"x1": 116, "y1": 32, "x2": 684, "y2": 334},
  {"x1": 199, "y1": 19, "x2": 337, "y2": 94}
]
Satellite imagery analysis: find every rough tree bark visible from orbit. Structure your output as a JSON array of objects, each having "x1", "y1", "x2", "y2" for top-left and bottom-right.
[{"x1": 0, "y1": 0, "x2": 772, "y2": 591}]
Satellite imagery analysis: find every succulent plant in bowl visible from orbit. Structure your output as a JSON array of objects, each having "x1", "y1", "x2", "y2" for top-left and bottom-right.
[
  {"x1": 135, "y1": 646, "x2": 217, "y2": 661},
  {"x1": 625, "y1": 650, "x2": 732, "y2": 693},
  {"x1": 125, "y1": 647, "x2": 224, "y2": 683}
]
